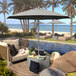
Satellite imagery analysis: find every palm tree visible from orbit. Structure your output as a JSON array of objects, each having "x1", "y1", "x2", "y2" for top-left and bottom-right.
[
  {"x1": 61, "y1": 0, "x2": 76, "y2": 35},
  {"x1": 11, "y1": 0, "x2": 46, "y2": 32},
  {"x1": 0, "y1": 0, "x2": 12, "y2": 25},
  {"x1": 45, "y1": 0, "x2": 61, "y2": 34},
  {"x1": 10, "y1": 0, "x2": 32, "y2": 32}
]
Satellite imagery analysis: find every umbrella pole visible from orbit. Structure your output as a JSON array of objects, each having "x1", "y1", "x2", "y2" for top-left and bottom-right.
[{"x1": 37, "y1": 19, "x2": 40, "y2": 56}]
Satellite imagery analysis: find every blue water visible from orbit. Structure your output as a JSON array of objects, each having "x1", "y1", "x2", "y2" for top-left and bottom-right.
[
  {"x1": 7, "y1": 24, "x2": 76, "y2": 33},
  {"x1": 29, "y1": 40, "x2": 76, "y2": 55}
]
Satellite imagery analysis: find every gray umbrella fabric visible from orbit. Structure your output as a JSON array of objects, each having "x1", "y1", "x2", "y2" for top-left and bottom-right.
[
  {"x1": 47, "y1": 20, "x2": 65, "y2": 24},
  {"x1": 8, "y1": 8, "x2": 69, "y2": 20},
  {"x1": 51, "y1": 51, "x2": 76, "y2": 73}
]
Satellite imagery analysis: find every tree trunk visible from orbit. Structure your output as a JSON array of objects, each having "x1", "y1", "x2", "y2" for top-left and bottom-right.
[
  {"x1": 34, "y1": 20, "x2": 36, "y2": 28},
  {"x1": 23, "y1": 20, "x2": 26, "y2": 32},
  {"x1": 4, "y1": 13, "x2": 6, "y2": 25},
  {"x1": 28, "y1": 19, "x2": 29, "y2": 32},
  {"x1": 35, "y1": 21, "x2": 38, "y2": 32},
  {"x1": 20, "y1": 20, "x2": 24, "y2": 32},
  {"x1": 70, "y1": 4, "x2": 73, "y2": 36},
  {"x1": 70, "y1": 15, "x2": 73, "y2": 35},
  {"x1": 25, "y1": 20, "x2": 27, "y2": 32},
  {"x1": 52, "y1": 0, "x2": 54, "y2": 35}
]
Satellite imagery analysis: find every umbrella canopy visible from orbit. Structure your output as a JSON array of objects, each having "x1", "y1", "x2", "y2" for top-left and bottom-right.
[
  {"x1": 73, "y1": 21, "x2": 76, "y2": 23},
  {"x1": 30, "y1": 21, "x2": 45, "y2": 24},
  {"x1": 51, "y1": 51, "x2": 76, "y2": 73},
  {"x1": 8, "y1": 7, "x2": 69, "y2": 56},
  {"x1": 47, "y1": 20, "x2": 65, "y2": 24},
  {"x1": 8, "y1": 8, "x2": 69, "y2": 20}
]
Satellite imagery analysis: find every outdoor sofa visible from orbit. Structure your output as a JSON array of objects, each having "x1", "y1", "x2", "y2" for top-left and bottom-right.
[
  {"x1": 39, "y1": 33, "x2": 52, "y2": 39},
  {"x1": 0, "y1": 38, "x2": 29, "y2": 63}
]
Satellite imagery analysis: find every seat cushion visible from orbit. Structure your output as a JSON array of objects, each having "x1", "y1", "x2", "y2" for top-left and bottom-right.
[
  {"x1": 12, "y1": 49, "x2": 29, "y2": 62},
  {"x1": 12, "y1": 51, "x2": 28, "y2": 62},
  {"x1": 30, "y1": 60, "x2": 40, "y2": 74}
]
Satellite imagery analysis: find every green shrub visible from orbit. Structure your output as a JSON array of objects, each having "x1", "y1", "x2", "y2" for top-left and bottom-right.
[
  {"x1": 0, "y1": 58, "x2": 18, "y2": 76},
  {"x1": 73, "y1": 33, "x2": 76, "y2": 38},
  {"x1": 0, "y1": 32, "x2": 33, "y2": 38},
  {"x1": 11, "y1": 32, "x2": 33, "y2": 37},
  {"x1": 31, "y1": 27, "x2": 36, "y2": 33},
  {"x1": 29, "y1": 47, "x2": 35, "y2": 55},
  {"x1": 0, "y1": 22, "x2": 8, "y2": 34},
  {"x1": 66, "y1": 72, "x2": 76, "y2": 76},
  {"x1": 0, "y1": 33, "x2": 12, "y2": 38}
]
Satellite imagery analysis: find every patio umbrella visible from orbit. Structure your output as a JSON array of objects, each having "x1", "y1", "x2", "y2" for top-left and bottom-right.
[
  {"x1": 47, "y1": 20, "x2": 66, "y2": 33},
  {"x1": 8, "y1": 7, "x2": 69, "y2": 56},
  {"x1": 47, "y1": 20, "x2": 65, "y2": 24},
  {"x1": 73, "y1": 21, "x2": 76, "y2": 23},
  {"x1": 30, "y1": 21, "x2": 45, "y2": 24}
]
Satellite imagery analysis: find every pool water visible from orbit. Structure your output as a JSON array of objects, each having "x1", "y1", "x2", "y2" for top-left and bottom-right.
[{"x1": 29, "y1": 40, "x2": 76, "y2": 55}]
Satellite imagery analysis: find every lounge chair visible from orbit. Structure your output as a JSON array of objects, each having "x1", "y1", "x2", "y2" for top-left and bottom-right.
[
  {"x1": 58, "y1": 34, "x2": 71, "y2": 41},
  {"x1": 39, "y1": 33, "x2": 52, "y2": 39}
]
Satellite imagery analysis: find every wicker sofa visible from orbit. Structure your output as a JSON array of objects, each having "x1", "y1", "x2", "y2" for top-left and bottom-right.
[{"x1": 0, "y1": 38, "x2": 29, "y2": 63}]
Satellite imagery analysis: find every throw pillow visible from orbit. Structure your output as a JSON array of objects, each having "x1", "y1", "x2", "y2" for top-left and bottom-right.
[{"x1": 8, "y1": 44, "x2": 18, "y2": 56}]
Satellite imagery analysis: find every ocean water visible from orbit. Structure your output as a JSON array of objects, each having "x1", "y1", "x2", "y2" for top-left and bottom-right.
[{"x1": 7, "y1": 24, "x2": 76, "y2": 33}]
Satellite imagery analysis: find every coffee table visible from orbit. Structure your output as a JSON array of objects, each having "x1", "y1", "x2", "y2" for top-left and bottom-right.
[{"x1": 27, "y1": 55, "x2": 50, "y2": 71}]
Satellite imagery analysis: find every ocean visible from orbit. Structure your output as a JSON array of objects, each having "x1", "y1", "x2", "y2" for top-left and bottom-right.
[{"x1": 7, "y1": 24, "x2": 76, "y2": 33}]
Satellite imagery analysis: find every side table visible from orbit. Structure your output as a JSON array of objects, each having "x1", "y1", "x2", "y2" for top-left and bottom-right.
[{"x1": 27, "y1": 55, "x2": 50, "y2": 71}]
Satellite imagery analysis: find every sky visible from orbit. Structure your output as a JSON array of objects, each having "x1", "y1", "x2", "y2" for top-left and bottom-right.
[{"x1": 0, "y1": 0, "x2": 76, "y2": 25}]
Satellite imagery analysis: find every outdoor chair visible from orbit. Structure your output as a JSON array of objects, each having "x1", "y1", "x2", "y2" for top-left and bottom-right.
[{"x1": 0, "y1": 38, "x2": 29, "y2": 63}]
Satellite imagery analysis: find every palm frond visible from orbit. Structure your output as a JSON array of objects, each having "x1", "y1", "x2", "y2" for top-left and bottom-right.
[
  {"x1": 7, "y1": 2, "x2": 14, "y2": 7},
  {"x1": 0, "y1": 2, "x2": 2, "y2": 5},
  {"x1": 0, "y1": 11, "x2": 3, "y2": 14}
]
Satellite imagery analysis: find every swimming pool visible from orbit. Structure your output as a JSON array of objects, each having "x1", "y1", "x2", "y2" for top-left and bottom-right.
[{"x1": 29, "y1": 40, "x2": 76, "y2": 55}]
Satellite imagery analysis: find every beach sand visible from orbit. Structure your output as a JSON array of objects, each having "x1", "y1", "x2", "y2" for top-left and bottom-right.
[{"x1": 9, "y1": 28, "x2": 75, "y2": 35}]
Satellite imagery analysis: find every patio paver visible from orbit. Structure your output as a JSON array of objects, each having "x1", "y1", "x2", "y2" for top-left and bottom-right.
[{"x1": 9, "y1": 60, "x2": 39, "y2": 76}]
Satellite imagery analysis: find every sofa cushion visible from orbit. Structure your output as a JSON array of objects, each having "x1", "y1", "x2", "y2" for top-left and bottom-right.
[
  {"x1": 8, "y1": 44, "x2": 18, "y2": 56},
  {"x1": 30, "y1": 60, "x2": 40, "y2": 74},
  {"x1": 3, "y1": 39, "x2": 19, "y2": 50},
  {"x1": 12, "y1": 50, "x2": 28, "y2": 62}
]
